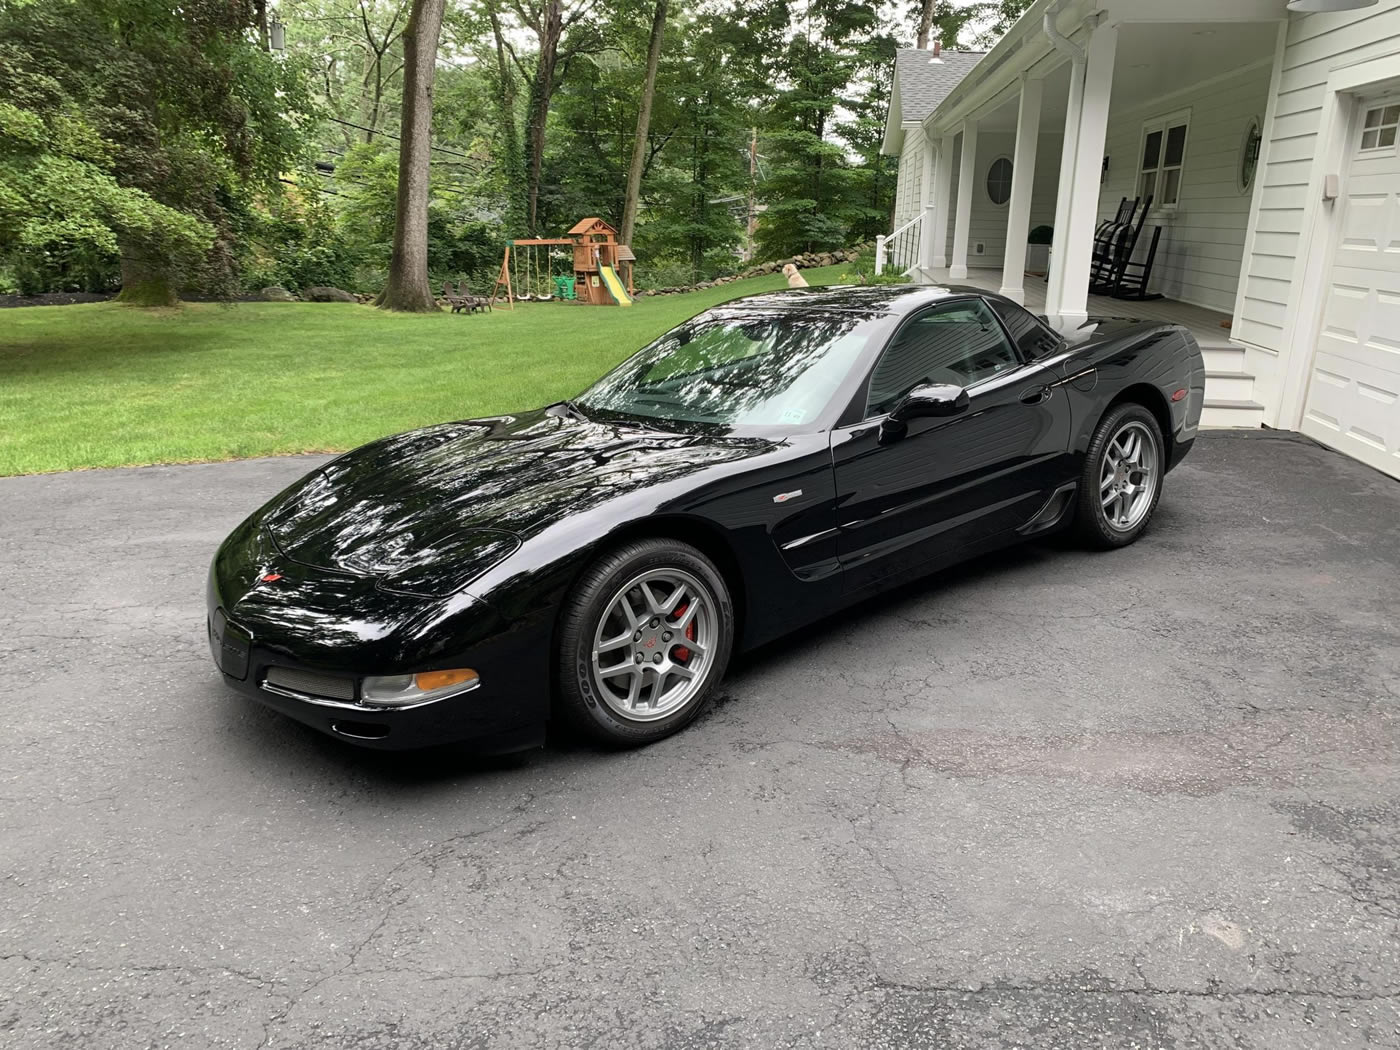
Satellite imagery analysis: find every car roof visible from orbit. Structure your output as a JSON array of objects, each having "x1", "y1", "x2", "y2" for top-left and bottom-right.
[{"x1": 711, "y1": 283, "x2": 1000, "y2": 318}]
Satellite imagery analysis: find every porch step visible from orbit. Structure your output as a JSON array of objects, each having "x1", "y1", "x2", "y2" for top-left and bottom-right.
[
  {"x1": 1202, "y1": 345, "x2": 1247, "y2": 374},
  {"x1": 1200, "y1": 398, "x2": 1265, "y2": 429},
  {"x1": 1204, "y1": 370, "x2": 1255, "y2": 402}
]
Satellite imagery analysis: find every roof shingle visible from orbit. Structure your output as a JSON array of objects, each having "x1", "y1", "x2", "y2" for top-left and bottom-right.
[{"x1": 892, "y1": 48, "x2": 986, "y2": 126}]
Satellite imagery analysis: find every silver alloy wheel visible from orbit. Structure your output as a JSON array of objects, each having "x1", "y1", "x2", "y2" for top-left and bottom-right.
[
  {"x1": 590, "y1": 568, "x2": 716, "y2": 722},
  {"x1": 1099, "y1": 420, "x2": 1159, "y2": 532}
]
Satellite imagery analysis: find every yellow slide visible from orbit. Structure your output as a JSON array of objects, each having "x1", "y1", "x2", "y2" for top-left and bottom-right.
[{"x1": 598, "y1": 263, "x2": 633, "y2": 306}]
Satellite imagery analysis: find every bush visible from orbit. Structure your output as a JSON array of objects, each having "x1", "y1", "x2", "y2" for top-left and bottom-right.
[
  {"x1": 836, "y1": 251, "x2": 910, "y2": 286},
  {"x1": 636, "y1": 257, "x2": 699, "y2": 290},
  {"x1": 239, "y1": 203, "x2": 358, "y2": 294},
  {"x1": 427, "y1": 216, "x2": 503, "y2": 291},
  {"x1": 278, "y1": 241, "x2": 357, "y2": 292}
]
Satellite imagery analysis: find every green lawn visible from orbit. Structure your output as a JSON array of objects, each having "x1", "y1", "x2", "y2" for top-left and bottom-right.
[{"x1": 0, "y1": 264, "x2": 852, "y2": 476}]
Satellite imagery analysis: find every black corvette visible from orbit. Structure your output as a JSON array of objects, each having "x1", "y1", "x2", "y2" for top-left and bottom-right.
[{"x1": 209, "y1": 284, "x2": 1203, "y2": 750}]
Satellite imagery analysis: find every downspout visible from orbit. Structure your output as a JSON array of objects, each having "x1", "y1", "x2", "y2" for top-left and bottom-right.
[
  {"x1": 1043, "y1": 0, "x2": 1084, "y2": 63},
  {"x1": 1043, "y1": 0, "x2": 1092, "y2": 318}
]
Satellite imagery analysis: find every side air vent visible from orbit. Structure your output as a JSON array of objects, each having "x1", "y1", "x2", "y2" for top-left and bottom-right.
[{"x1": 264, "y1": 666, "x2": 356, "y2": 701}]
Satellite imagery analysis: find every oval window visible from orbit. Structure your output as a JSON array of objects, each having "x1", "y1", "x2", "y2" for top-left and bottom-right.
[
  {"x1": 1239, "y1": 117, "x2": 1262, "y2": 193},
  {"x1": 986, "y1": 157, "x2": 1013, "y2": 206}
]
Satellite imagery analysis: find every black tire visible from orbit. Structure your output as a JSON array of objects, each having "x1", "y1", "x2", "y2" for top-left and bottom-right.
[
  {"x1": 557, "y1": 538, "x2": 735, "y2": 747},
  {"x1": 1072, "y1": 402, "x2": 1166, "y2": 549}
]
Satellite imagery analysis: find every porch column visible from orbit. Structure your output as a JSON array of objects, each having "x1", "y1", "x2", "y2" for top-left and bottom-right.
[
  {"x1": 1044, "y1": 23, "x2": 1117, "y2": 323},
  {"x1": 999, "y1": 74, "x2": 1043, "y2": 305},
  {"x1": 917, "y1": 133, "x2": 939, "y2": 276},
  {"x1": 930, "y1": 133, "x2": 955, "y2": 269},
  {"x1": 949, "y1": 119, "x2": 979, "y2": 280}
]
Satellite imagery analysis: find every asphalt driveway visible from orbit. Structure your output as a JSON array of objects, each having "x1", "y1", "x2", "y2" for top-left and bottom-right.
[{"x1": 2, "y1": 431, "x2": 1398, "y2": 1049}]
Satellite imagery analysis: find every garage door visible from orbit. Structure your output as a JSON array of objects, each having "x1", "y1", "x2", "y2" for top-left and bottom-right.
[{"x1": 1301, "y1": 97, "x2": 1400, "y2": 479}]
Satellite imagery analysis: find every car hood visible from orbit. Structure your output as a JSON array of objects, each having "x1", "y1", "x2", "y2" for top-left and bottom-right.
[{"x1": 263, "y1": 409, "x2": 769, "y2": 594}]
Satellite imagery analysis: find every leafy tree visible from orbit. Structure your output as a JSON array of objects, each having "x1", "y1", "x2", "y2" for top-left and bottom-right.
[
  {"x1": 0, "y1": 0, "x2": 313, "y2": 303},
  {"x1": 284, "y1": 0, "x2": 409, "y2": 146},
  {"x1": 0, "y1": 100, "x2": 211, "y2": 295},
  {"x1": 753, "y1": 0, "x2": 882, "y2": 260},
  {"x1": 911, "y1": 0, "x2": 1035, "y2": 50},
  {"x1": 629, "y1": 10, "x2": 752, "y2": 282},
  {"x1": 499, "y1": 0, "x2": 604, "y2": 234},
  {"x1": 620, "y1": 0, "x2": 666, "y2": 249}
]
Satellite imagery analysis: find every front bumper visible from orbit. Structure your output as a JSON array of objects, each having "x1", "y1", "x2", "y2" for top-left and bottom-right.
[
  {"x1": 209, "y1": 608, "x2": 546, "y2": 751},
  {"x1": 206, "y1": 525, "x2": 552, "y2": 751}
]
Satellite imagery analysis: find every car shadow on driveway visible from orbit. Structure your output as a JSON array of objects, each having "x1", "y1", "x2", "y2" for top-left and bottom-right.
[{"x1": 203, "y1": 528, "x2": 1100, "y2": 789}]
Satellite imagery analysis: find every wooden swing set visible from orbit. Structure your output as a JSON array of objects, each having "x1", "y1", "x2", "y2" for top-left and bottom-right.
[
  {"x1": 490, "y1": 217, "x2": 637, "y2": 308},
  {"x1": 491, "y1": 239, "x2": 571, "y2": 309}
]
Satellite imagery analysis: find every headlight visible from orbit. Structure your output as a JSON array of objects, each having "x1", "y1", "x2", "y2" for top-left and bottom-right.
[{"x1": 361, "y1": 668, "x2": 480, "y2": 707}]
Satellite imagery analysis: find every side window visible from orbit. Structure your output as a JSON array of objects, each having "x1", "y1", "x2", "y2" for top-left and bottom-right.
[
  {"x1": 866, "y1": 298, "x2": 1021, "y2": 417},
  {"x1": 990, "y1": 299, "x2": 1062, "y2": 360}
]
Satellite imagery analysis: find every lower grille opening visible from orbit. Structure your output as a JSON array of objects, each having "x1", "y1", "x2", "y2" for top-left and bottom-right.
[
  {"x1": 264, "y1": 666, "x2": 356, "y2": 701},
  {"x1": 330, "y1": 720, "x2": 390, "y2": 740}
]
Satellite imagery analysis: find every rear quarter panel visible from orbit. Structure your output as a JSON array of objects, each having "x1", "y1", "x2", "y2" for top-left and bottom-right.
[{"x1": 1055, "y1": 322, "x2": 1204, "y2": 463}]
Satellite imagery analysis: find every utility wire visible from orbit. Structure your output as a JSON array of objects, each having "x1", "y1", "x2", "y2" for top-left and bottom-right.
[{"x1": 325, "y1": 115, "x2": 485, "y2": 167}]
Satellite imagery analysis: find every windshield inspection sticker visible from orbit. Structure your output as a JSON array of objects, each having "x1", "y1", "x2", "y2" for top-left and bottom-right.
[{"x1": 780, "y1": 407, "x2": 807, "y2": 424}]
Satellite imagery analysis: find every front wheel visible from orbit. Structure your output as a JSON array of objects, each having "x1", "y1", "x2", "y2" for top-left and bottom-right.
[
  {"x1": 557, "y1": 539, "x2": 734, "y2": 746},
  {"x1": 1073, "y1": 403, "x2": 1165, "y2": 549}
]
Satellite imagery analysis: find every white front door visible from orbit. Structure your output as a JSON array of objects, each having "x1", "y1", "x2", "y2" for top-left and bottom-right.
[{"x1": 1300, "y1": 96, "x2": 1400, "y2": 479}]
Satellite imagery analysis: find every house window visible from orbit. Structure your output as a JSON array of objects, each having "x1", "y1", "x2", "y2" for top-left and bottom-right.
[
  {"x1": 1359, "y1": 103, "x2": 1399, "y2": 153},
  {"x1": 986, "y1": 157, "x2": 1013, "y2": 206},
  {"x1": 1138, "y1": 111, "x2": 1189, "y2": 209}
]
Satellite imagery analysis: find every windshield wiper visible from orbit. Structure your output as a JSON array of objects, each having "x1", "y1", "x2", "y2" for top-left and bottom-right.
[{"x1": 554, "y1": 399, "x2": 590, "y2": 422}]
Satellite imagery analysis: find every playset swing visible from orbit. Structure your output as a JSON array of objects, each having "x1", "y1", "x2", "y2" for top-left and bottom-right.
[{"x1": 491, "y1": 217, "x2": 637, "y2": 307}]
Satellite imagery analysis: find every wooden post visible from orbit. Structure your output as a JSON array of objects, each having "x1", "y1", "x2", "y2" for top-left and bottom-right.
[{"x1": 491, "y1": 244, "x2": 515, "y2": 309}]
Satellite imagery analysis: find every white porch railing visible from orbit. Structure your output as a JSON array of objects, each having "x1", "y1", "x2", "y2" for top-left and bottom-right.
[{"x1": 875, "y1": 213, "x2": 923, "y2": 276}]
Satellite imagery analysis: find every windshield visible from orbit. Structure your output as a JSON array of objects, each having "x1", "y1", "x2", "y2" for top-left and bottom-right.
[{"x1": 576, "y1": 309, "x2": 875, "y2": 429}]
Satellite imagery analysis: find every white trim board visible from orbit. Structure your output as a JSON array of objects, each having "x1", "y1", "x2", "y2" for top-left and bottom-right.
[
  {"x1": 1275, "y1": 50, "x2": 1400, "y2": 430},
  {"x1": 1231, "y1": 21, "x2": 1289, "y2": 422}
]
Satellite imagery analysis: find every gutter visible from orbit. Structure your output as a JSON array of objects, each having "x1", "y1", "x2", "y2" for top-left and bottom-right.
[
  {"x1": 921, "y1": 0, "x2": 1097, "y2": 136},
  {"x1": 1043, "y1": 0, "x2": 1084, "y2": 62}
]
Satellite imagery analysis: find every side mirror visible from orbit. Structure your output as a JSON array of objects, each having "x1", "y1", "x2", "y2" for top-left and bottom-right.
[{"x1": 881, "y1": 383, "x2": 969, "y2": 441}]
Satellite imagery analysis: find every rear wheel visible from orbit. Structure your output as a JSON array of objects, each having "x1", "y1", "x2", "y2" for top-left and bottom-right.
[
  {"x1": 558, "y1": 539, "x2": 734, "y2": 746},
  {"x1": 1073, "y1": 403, "x2": 1165, "y2": 549}
]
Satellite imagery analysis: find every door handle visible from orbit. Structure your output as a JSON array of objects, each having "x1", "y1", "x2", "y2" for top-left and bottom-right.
[{"x1": 1019, "y1": 385, "x2": 1052, "y2": 405}]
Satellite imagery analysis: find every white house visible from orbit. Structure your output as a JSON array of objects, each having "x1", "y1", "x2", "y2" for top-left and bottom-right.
[{"x1": 880, "y1": 0, "x2": 1400, "y2": 480}]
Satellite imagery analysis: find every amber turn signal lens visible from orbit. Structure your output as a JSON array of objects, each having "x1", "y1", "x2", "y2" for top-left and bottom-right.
[{"x1": 413, "y1": 668, "x2": 479, "y2": 692}]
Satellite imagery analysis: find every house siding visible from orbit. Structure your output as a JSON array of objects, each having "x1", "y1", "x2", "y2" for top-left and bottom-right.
[
  {"x1": 941, "y1": 131, "x2": 1062, "y2": 266},
  {"x1": 1236, "y1": 0, "x2": 1400, "y2": 396},
  {"x1": 1097, "y1": 64, "x2": 1273, "y2": 316},
  {"x1": 894, "y1": 127, "x2": 926, "y2": 230}
]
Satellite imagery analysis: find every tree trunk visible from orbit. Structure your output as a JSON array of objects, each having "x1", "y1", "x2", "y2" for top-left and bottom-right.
[
  {"x1": 487, "y1": 1, "x2": 524, "y2": 228},
  {"x1": 376, "y1": 0, "x2": 446, "y2": 312},
  {"x1": 254, "y1": 0, "x2": 270, "y2": 51},
  {"x1": 916, "y1": 0, "x2": 936, "y2": 49},
  {"x1": 525, "y1": 1, "x2": 565, "y2": 235},
  {"x1": 620, "y1": 0, "x2": 666, "y2": 249},
  {"x1": 116, "y1": 239, "x2": 178, "y2": 307}
]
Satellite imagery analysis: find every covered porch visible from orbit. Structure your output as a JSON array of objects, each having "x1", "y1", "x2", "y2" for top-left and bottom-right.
[
  {"x1": 882, "y1": 0, "x2": 1288, "y2": 426},
  {"x1": 919, "y1": 266, "x2": 1236, "y2": 349}
]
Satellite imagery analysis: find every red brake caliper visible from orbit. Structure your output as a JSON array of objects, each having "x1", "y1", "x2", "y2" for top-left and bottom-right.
[{"x1": 671, "y1": 601, "x2": 696, "y2": 663}]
